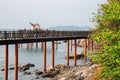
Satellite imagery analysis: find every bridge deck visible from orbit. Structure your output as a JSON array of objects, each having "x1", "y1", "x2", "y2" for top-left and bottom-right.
[{"x1": 0, "y1": 30, "x2": 90, "y2": 45}]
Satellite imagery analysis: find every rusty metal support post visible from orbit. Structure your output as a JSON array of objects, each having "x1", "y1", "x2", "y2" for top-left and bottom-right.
[
  {"x1": 4, "y1": 45, "x2": 8, "y2": 80},
  {"x1": 74, "y1": 39, "x2": 77, "y2": 66},
  {"x1": 18, "y1": 44, "x2": 20, "y2": 48},
  {"x1": 88, "y1": 39, "x2": 89, "y2": 51},
  {"x1": 56, "y1": 41, "x2": 58, "y2": 49},
  {"x1": 91, "y1": 40, "x2": 93, "y2": 52},
  {"x1": 36, "y1": 42, "x2": 38, "y2": 48},
  {"x1": 14, "y1": 44, "x2": 18, "y2": 80},
  {"x1": 26, "y1": 43, "x2": 28, "y2": 48},
  {"x1": 84, "y1": 39, "x2": 87, "y2": 63},
  {"x1": 66, "y1": 40, "x2": 69, "y2": 66},
  {"x1": 52, "y1": 41, "x2": 54, "y2": 68},
  {"x1": 70, "y1": 40, "x2": 72, "y2": 51},
  {"x1": 41, "y1": 42, "x2": 43, "y2": 49},
  {"x1": 30, "y1": 43, "x2": 33, "y2": 48},
  {"x1": 21, "y1": 44, "x2": 23, "y2": 48},
  {"x1": 43, "y1": 41, "x2": 46, "y2": 72},
  {"x1": 26, "y1": 43, "x2": 30, "y2": 48}
]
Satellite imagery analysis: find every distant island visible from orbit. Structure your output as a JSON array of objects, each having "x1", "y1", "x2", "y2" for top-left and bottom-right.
[{"x1": 48, "y1": 26, "x2": 93, "y2": 31}]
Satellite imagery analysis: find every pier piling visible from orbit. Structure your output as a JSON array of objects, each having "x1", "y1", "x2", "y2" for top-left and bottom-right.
[
  {"x1": 66, "y1": 40, "x2": 69, "y2": 66},
  {"x1": 4, "y1": 45, "x2": 8, "y2": 80},
  {"x1": 14, "y1": 44, "x2": 18, "y2": 80},
  {"x1": 70, "y1": 40, "x2": 72, "y2": 51},
  {"x1": 43, "y1": 42, "x2": 46, "y2": 72},
  {"x1": 74, "y1": 39, "x2": 77, "y2": 66},
  {"x1": 84, "y1": 39, "x2": 87, "y2": 63},
  {"x1": 52, "y1": 41, "x2": 55, "y2": 68}
]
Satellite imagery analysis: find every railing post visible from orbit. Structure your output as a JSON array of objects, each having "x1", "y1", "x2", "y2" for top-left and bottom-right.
[
  {"x1": 66, "y1": 40, "x2": 69, "y2": 66},
  {"x1": 14, "y1": 44, "x2": 18, "y2": 80},
  {"x1": 4, "y1": 44, "x2": 8, "y2": 80},
  {"x1": 74, "y1": 39, "x2": 77, "y2": 66},
  {"x1": 52, "y1": 41, "x2": 54, "y2": 68},
  {"x1": 84, "y1": 39, "x2": 87, "y2": 63},
  {"x1": 43, "y1": 41, "x2": 46, "y2": 72}
]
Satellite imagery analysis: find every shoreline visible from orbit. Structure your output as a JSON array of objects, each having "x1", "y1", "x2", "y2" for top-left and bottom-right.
[{"x1": 21, "y1": 62, "x2": 100, "y2": 80}]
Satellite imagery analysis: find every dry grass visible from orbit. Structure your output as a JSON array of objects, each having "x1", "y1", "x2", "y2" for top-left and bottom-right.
[{"x1": 90, "y1": 66, "x2": 105, "y2": 80}]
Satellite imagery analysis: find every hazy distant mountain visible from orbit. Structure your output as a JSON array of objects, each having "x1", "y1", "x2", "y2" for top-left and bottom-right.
[{"x1": 48, "y1": 26, "x2": 93, "y2": 31}]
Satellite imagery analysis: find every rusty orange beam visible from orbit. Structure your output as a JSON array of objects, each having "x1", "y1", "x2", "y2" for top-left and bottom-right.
[
  {"x1": 84, "y1": 39, "x2": 87, "y2": 63},
  {"x1": 43, "y1": 41, "x2": 46, "y2": 72},
  {"x1": 52, "y1": 41, "x2": 55, "y2": 68},
  {"x1": 74, "y1": 39, "x2": 77, "y2": 66},
  {"x1": 66, "y1": 40, "x2": 69, "y2": 66},
  {"x1": 14, "y1": 44, "x2": 18, "y2": 80},
  {"x1": 4, "y1": 45, "x2": 8, "y2": 80}
]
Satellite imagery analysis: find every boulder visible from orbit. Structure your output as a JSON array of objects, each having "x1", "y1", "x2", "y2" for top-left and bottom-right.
[
  {"x1": 77, "y1": 39, "x2": 84, "y2": 47},
  {"x1": 47, "y1": 65, "x2": 55, "y2": 71},
  {"x1": 32, "y1": 70, "x2": 43, "y2": 75},
  {"x1": 24, "y1": 72, "x2": 31, "y2": 75},
  {"x1": 9, "y1": 67, "x2": 14, "y2": 70},
  {"x1": 18, "y1": 63, "x2": 35, "y2": 71},
  {"x1": 41, "y1": 71, "x2": 52, "y2": 78},
  {"x1": 65, "y1": 51, "x2": 84, "y2": 59},
  {"x1": 54, "y1": 64, "x2": 68, "y2": 70},
  {"x1": 1, "y1": 69, "x2": 4, "y2": 71},
  {"x1": 25, "y1": 63, "x2": 35, "y2": 67},
  {"x1": 19, "y1": 66, "x2": 30, "y2": 71}
]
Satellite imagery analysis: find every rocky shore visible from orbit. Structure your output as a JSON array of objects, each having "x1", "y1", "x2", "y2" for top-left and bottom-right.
[
  {"x1": 1, "y1": 62, "x2": 102, "y2": 80},
  {"x1": 50, "y1": 62, "x2": 101, "y2": 80}
]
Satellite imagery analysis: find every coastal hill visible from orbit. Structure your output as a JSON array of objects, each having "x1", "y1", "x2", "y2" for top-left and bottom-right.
[{"x1": 48, "y1": 26, "x2": 93, "y2": 31}]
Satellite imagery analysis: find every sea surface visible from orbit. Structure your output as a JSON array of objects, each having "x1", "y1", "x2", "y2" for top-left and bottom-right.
[{"x1": 0, "y1": 41, "x2": 85, "y2": 80}]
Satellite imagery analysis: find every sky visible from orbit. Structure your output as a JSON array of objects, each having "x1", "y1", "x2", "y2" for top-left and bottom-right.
[{"x1": 0, "y1": 0, "x2": 106, "y2": 29}]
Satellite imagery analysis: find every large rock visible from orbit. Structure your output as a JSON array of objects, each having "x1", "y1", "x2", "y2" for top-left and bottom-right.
[
  {"x1": 65, "y1": 51, "x2": 84, "y2": 59},
  {"x1": 1, "y1": 69, "x2": 4, "y2": 71},
  {"x1": 18, "y1": 63, "x2": 35, "y2": 71},
  {"x1": 32, "y1": 70, "x2": 43, "y2": 75},
  {"x1": 25, "y1": 63, "x2": 35, "y2": 67},
  {"x1": 24, "y1": 72, "x2": 31, "y2": 75},
  {"x1": 77, "y1": 39, "x2": 84, "y2": 47},
  {"x1": 54, "y1": 64, "x2": 68, "y2": 70},
  {"x1": 19, "y1": 66, "x2": 30, "y2": 71},
  {"x1": 41, "y1": 69, "x2": 60, "y2": 78}
]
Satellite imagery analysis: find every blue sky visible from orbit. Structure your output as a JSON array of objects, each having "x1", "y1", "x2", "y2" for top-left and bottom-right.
[{"x1": 0, "y1": 0, "x2": 106, "y2": 29}]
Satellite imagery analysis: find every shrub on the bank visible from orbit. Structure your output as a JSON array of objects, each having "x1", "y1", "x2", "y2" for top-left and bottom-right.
[
  {"x1": 91, "y1": 30, "x2": 120, "y2": 80},
  {"x1": 90, "y1": 0, "x2": 120, "y2": 80}
]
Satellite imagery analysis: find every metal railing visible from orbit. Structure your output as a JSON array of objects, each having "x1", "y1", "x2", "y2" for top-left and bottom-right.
[{"x1": 0, "y1": 30, "x2": 91, "y2": 40}]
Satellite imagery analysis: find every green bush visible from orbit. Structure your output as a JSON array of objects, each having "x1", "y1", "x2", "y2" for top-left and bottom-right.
[
  {"x1": 91, "y1": 0, "x2": 120, "y2": 80},
  {"x1": 91, "y1": 30, "x2": 120, "y2": 80}
]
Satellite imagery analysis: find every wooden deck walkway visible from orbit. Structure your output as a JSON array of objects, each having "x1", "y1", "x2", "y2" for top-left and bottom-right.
[{"x1": 0, "y1": 30, "x2": 91, "y2": 45}]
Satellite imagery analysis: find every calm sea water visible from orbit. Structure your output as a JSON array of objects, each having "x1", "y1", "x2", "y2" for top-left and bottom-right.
[{"x1": 0, "y1": 41, "x2": 84, "y2": 80}]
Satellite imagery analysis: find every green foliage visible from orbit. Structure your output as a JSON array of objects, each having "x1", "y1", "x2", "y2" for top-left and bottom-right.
[
  {"x1": 91, "y1": 0, "x2": 120, "y2": 80},
  {"x1": 91, "y1": 30, "x2": 120, "y2": 80},
  {"x1": 93, "y1": 0, "x2": 120, "y2": 31}
]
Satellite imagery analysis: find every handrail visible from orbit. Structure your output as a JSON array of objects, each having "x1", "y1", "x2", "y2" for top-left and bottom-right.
[{"x1": 0, "y1": 30, "x2": 91, "y2": 40}]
